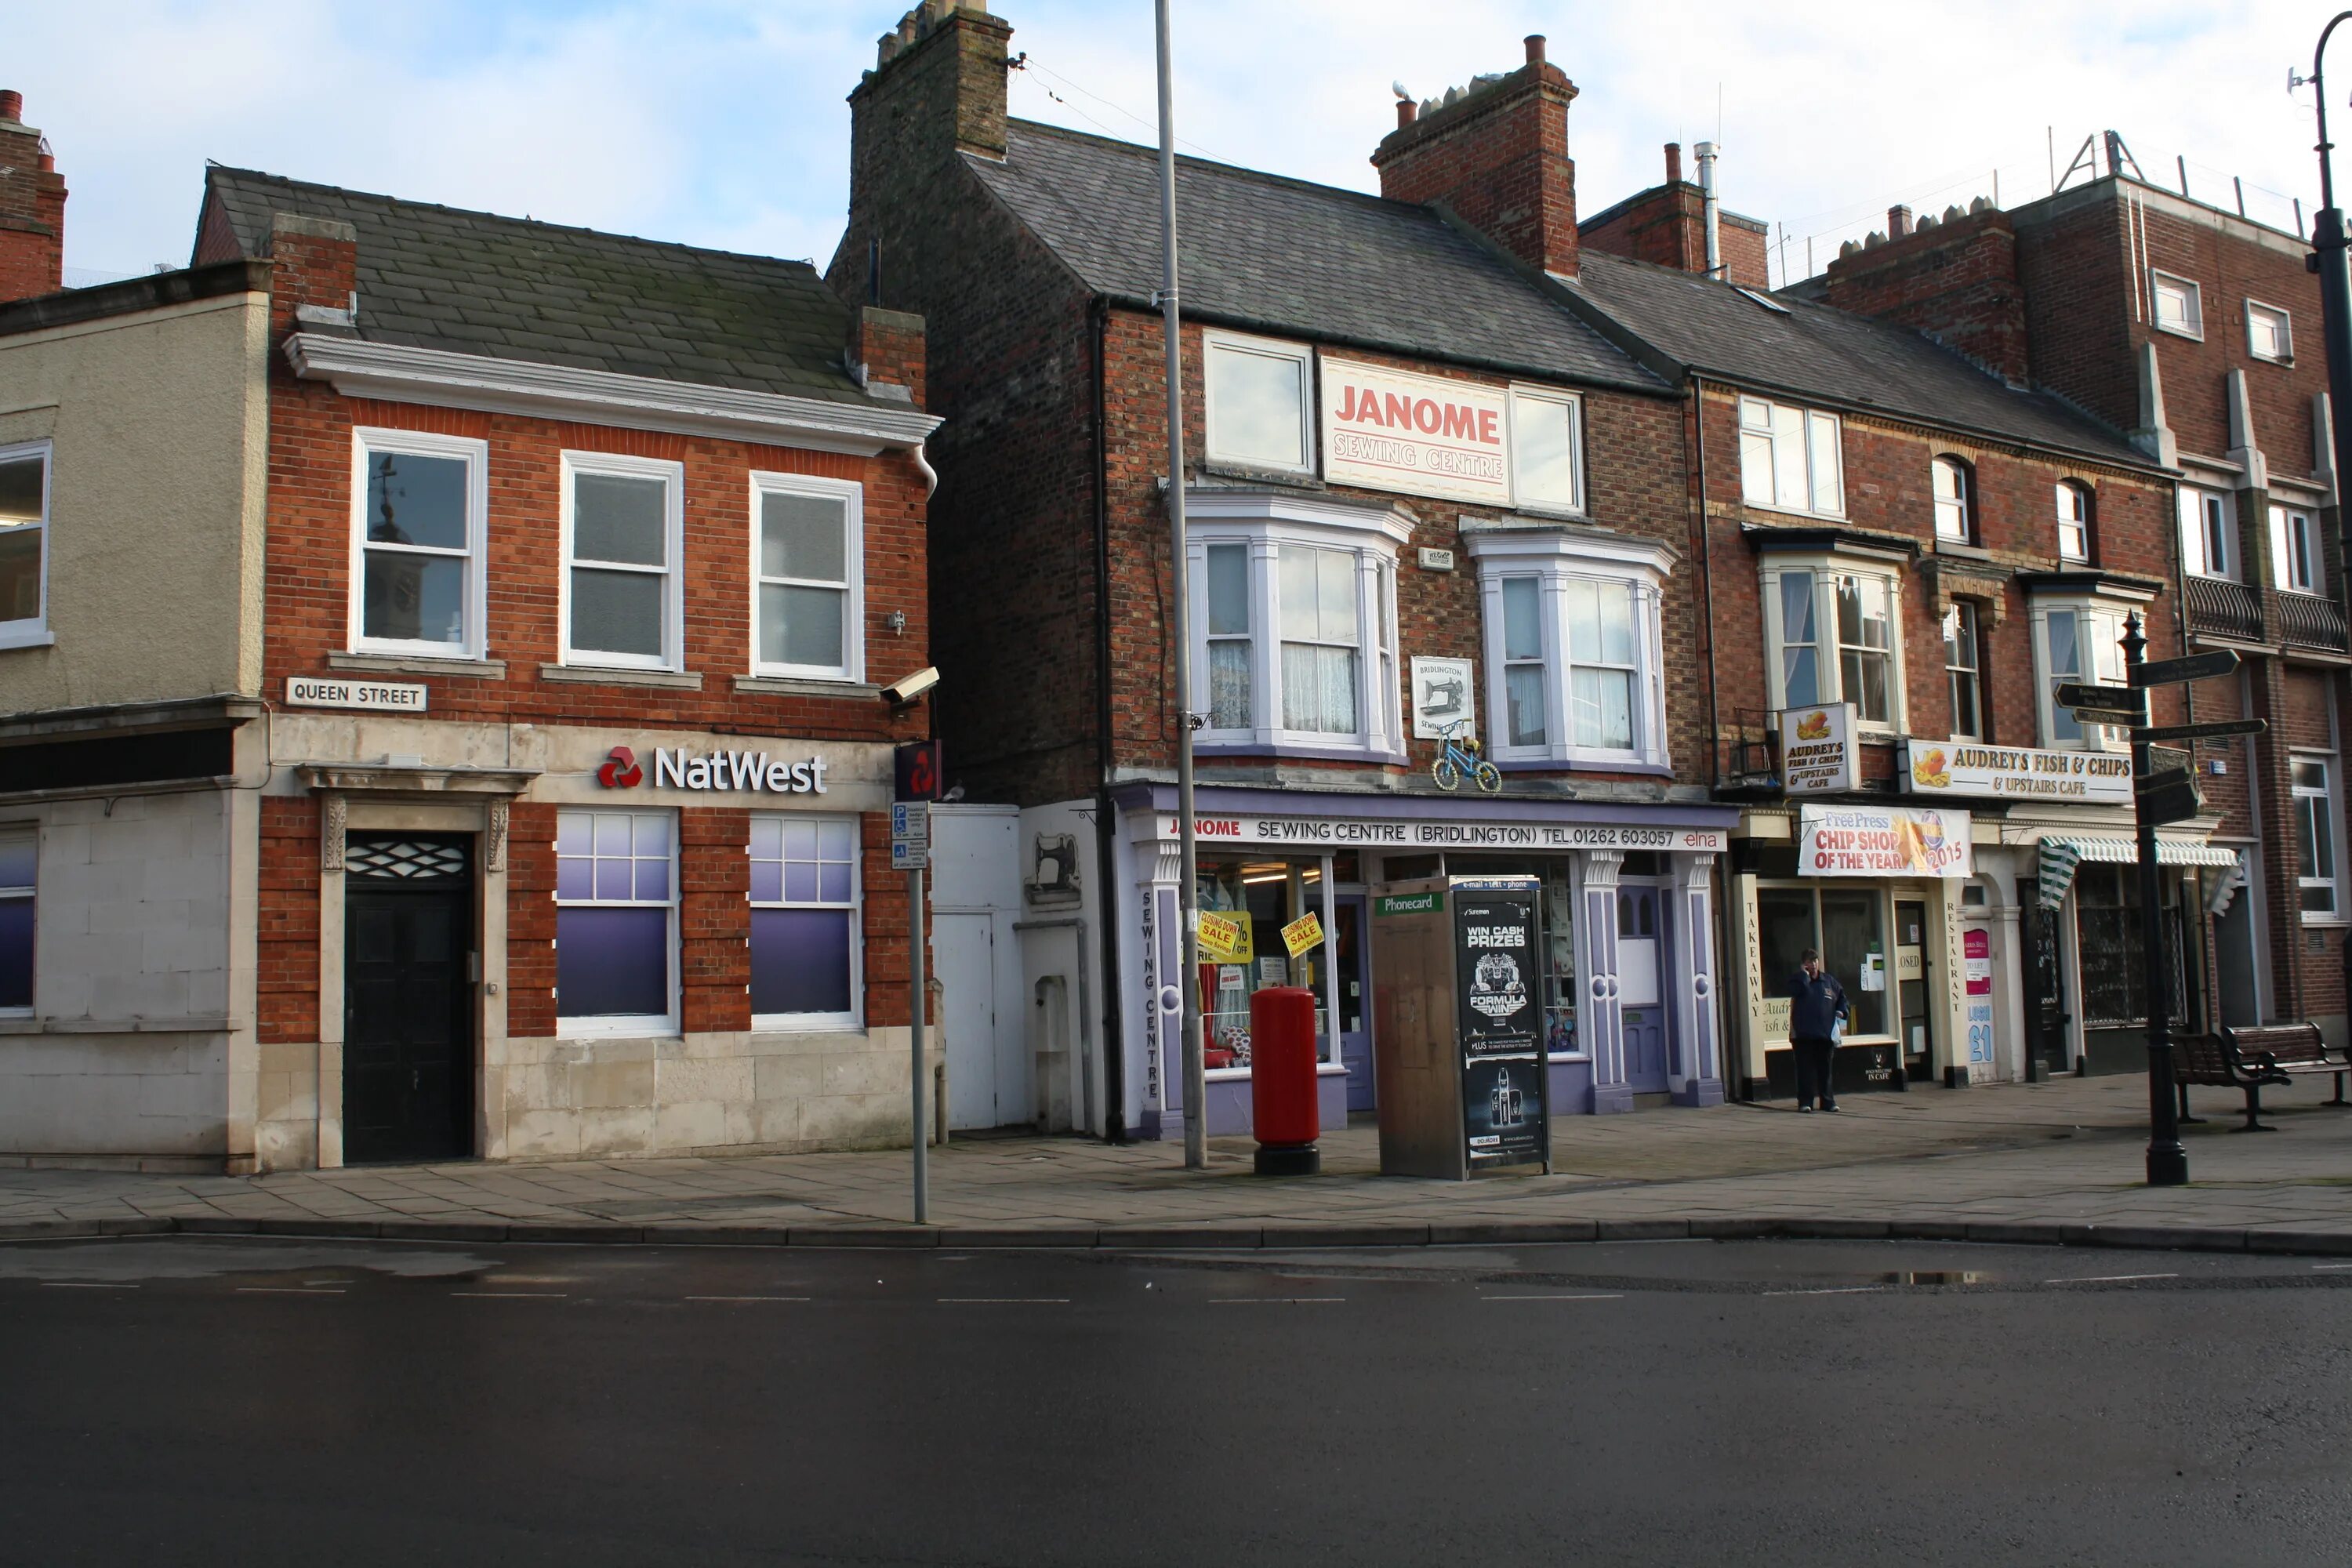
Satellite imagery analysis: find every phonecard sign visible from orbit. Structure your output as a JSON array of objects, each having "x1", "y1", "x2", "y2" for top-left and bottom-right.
[{"x1": 1451, "y1": 880, "x2": 1546, "y2": 1167}]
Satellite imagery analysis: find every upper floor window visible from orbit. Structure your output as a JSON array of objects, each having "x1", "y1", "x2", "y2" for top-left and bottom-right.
[
  {"x1": 562, "y1": 452, "x2": 684, "y2": 671},
  {"x1": 1738, "y1": 397, "x2": 1843, "y2": 518},
  {"x1": 2036, "y1": 601, "x2": 2126, "y2": 749},
  {"x1": 350, "y1": 429, "x2": 485, "y2": 660},
  {"x1": 1944, "y1": 602, "x2": 1984, "y2": 740},
  {"x1": 2151, "y1": 270, "x2": 2203, "y2": 339},
  {"x1": 0, "y1": 442, "x2": 49, "y2": 648},
  {"x1": 752, "y1": 474, "x2": 864, "y2": 682},
  {"x1": 2270, "y1": 504, "x2": 2322, "y2": 594},
  {"x1": 2246, "y1": 299, "x2": 2293, "y2": 363},
  {"x1": 555, "y1": 808, "x2": 677, "y2": 1035},
  {"x1": 750, "y1": 814, "x2": 862, "y2": 1029},
  {"x1": 1762, "y1": 557, "x2": 1904, "y2": 729},
  {"x1": 2294, "y1": 754, "x2": 2343, "y2": 920},
  {"x1": 2178, "y1": 485, "x2": 2234, "y2": 579},
  {"x1": 1509, "y1": 386, "x2": 1584, "y2": 514},
  {"x1": 1932, "y1": 456, "x2": 1974, "y2": 543},
  {"x1": 1186, "y1": 492, "x2": 1407, "y2": 758},
  {"x1": 2056, "y1": 481, "x2": 2095, "y2": 563},
  {"x1": 1469, "y1": 529, "x2": 1674, "y2": 769},
  {"x1": 1203, "y1": 330, "x2": 1312, "y2": 475}
]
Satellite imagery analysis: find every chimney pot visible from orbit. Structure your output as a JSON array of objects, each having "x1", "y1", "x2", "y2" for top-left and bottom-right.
[
  {"x1": 1664, "y1": 142, "x2": 1682, "y2": 183},
  {"x1": 1888, "y1": 203, "x2": 1913, "y2": 238},
  {"x1": 0, "y1": 91, "x2": 20, "y2": 122},
  {"x1": 1396, "y1": 98, "x2": 1417, "y2": 127},
  {"x1": 1525, "y1": 34, "x2": 1545, "y2": 64}
]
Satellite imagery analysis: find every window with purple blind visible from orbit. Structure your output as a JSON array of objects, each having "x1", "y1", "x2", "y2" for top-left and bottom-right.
[
  {"x1": 0, "y1": 830, "x2": 31, "y2": 1011},
  {"x1": 750, "y1": 815, "x2": 860, "y2": 1025},
  {"x1": 555, "y1": 809, "x2": 674, "y2": 1026}
]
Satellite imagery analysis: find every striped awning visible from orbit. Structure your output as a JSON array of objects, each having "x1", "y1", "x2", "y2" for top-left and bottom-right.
[{"x1": 2037, "y1": 836, "x2": 2241, "y2": 909}]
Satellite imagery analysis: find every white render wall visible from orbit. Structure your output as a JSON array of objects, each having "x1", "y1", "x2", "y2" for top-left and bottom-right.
[{"x1": 0, "y1": 788, "x2": 238, "y2": 1166}]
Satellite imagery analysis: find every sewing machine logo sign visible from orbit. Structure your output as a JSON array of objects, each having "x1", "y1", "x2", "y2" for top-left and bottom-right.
[
  {"x1": 1411, "y1": 656, "x2": 1475, "y2": 741},
  {"x1": 1468, "y1": 950, "x2": 1526, "y2": 1019}
]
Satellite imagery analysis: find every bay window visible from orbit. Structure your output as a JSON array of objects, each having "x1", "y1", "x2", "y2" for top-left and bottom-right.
[
  {"x1": 750, "y1": 815, "x2": 862, "y2": 1026},
  {"x1": 1762, "y1": 554, "x2": 1906, "y2": 730},
  {"x1": 753, "y1": 473, "x2": 863, "y2": 681},
  {"x1": 350, "y1": 429, "x2": 485, "y2": 659},
  {"x1": 1738, "y1": 397, "x2": 1844, "y2": 518},
  {"x1": 556, "y1": 808, "x2": 677, "y2": 1034},
  {"x1": 562, "y1": 452, "x2": 684, "y2": 670},
  {"x1": 2034, "y1": 599, "x2": 2131, "y2": 748},
  {"x1": 1185, "y1": 490, "x2": 1407, "y2": 758},
  {"x1": 2293, "y1": 756, "x2": 2343, "y2": 919},
  {"x1": 1468, "y1": 528, "x2": 1673, "y2": 769},
  {"x1": 1203, "y1": 330, "x2": 1312, "y2": 474}
]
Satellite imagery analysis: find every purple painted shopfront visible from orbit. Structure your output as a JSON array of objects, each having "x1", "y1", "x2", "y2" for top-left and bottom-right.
[{"x1": 1115, "y1": 782, "x2": 1737, "y2": 1141}]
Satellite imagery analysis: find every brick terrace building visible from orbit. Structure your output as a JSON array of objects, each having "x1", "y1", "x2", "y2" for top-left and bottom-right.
[
  {"x1": 1806, "y1": 147, "x2": 2352, "y2": 1061},
  {"x1": 0, "y1": 106, "x2": 946, "y2": 1171},
  {"x1": 837, "y1": 5, "x2": 1740, "y2": 1139}
]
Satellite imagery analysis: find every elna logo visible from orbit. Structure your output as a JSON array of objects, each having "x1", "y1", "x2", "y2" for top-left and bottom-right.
[{"x1": 597, "y1": 746, "x2": 644, "y2": 789}]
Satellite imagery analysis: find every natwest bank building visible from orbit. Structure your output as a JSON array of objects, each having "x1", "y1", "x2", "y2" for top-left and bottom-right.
[{"x1": 840, "y1": 7, "x2": 1734, "y2": 1139}]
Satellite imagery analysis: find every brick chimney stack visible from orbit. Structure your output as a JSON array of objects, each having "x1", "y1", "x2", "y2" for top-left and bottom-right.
[
  {"x1": 1823, "y1": 203, "x2": 2028, "y2": 383},
  {"x1": 1371, "y1": 34, "x2": 1581, "y2": 278},
  {"x1": 0, "y1": 91, "x2": 68, "y2": 303}
]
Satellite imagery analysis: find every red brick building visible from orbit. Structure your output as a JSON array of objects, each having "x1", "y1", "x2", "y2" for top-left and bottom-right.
[
  {"x1": 1806, "y1": 143, "x2": 2350, "y2": 1063},
  {"x1": 0, "y1": 110, "x2": 946, "y2": 1171},
  {"x1": 837, "y1": 6, "x2": 1740, "y2": 1138}
]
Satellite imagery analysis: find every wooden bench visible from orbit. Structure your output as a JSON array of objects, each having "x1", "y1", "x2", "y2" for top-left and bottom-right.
[{"x1": 2175, "y1": 1024, "x2": 2350, "y2": 1131}]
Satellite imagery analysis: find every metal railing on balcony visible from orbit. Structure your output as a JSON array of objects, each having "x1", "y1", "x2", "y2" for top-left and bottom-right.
[
  {"x1": 2278, "y1": 590, "x2": 2352, "y2": 655},
  {"x1": 2183, "y1": 574, "x2": 2264, "y2": 643}
]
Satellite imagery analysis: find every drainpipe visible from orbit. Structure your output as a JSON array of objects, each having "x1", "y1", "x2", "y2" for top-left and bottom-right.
[
  {"x1": 1089, "y1": 295, "x2": 1127, "y2": 1141},
  {"x1": 1696, "y1": 141, "x2": 1723, "y2": 279}
]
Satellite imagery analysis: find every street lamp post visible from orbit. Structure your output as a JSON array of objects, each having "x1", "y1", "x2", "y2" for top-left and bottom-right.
[
  {"x1": 2303, "y1": 16, "x2": 2352, "y2": 538},
  {"x1": 2122, "y1": 615, "x2": 2187, "y2": 1188}
]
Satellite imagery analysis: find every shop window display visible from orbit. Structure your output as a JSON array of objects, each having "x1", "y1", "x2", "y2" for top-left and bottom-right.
[
  {"x1": 1755, "y1": 884, "x2": 1886, "y2": 1037},
  {"x1": 1196, "y1": 858, "x2": 1332, "y2": 1073}
]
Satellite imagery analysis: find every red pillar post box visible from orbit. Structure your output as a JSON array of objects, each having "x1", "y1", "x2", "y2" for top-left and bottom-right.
[{"x1": 1250, "y1": 986, "x2": 1320, "y2": 1175}]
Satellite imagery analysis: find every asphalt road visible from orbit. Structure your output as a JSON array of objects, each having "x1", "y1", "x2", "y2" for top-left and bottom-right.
[{"x1": 2, "y1": 1236, "x2": 2347, "y2": 1566}]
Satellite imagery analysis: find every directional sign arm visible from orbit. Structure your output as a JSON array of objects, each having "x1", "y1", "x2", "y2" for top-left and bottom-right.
[
  {"x1": 2131, "y1": 649, "x2": 2241, "y2": 688},
  {"x1": 2134, "y1": 718, "x2": 2269, "y2": 744}
]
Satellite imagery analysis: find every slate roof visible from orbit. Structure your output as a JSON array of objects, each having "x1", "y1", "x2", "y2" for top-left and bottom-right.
[
  {"x1": 199, "y1": 166, "x2": 868, "y2": 405},
  {"x1": 966, "y1": 121, "x2": 1665, "y2": 395},
  {"x1": 1568, "y1": 250, "x2": 2154, "y2": 467}
]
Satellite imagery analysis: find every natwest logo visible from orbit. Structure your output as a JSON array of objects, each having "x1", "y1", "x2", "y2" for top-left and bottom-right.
[{"x1": 597, "y1": 746, "x2": 644, "y2": 788}]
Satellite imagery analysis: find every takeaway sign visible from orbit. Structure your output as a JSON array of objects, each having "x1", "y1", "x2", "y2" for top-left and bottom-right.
[
  {"x1": 1319, "y1": 357, "x2": 1512, "y2": 506},
  {"x1": 1902, "y1": 739, "x2": 2132, "y2": 806}
]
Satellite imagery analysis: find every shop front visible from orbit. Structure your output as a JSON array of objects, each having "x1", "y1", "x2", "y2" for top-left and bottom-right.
[
  {"x1": 1728, "y1": 803, "x2": 1975, "y2": 1099},
  {"x1": 1113, "y1": 783, "x2": 1737, "y2": 1138}
]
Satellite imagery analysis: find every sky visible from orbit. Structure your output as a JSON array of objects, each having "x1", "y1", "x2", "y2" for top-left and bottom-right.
[{"x1": 7, "y1": 0, "x2": 2336, "y2": 290}]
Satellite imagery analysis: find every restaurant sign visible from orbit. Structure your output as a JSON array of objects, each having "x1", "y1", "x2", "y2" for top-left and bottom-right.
[
  {"x1": 1902, "y1": 739, "x2": 2132, "y2": 806},
  {"x1": 1797, "y1": 805, "x2": 1973, "y2": 879},
  {"x1": 1319, "y1": 358, "x2": 1512, "y2": 506},
  {"x1": 1780, "y1": 703, "x2": 1859, "y2": 795}
]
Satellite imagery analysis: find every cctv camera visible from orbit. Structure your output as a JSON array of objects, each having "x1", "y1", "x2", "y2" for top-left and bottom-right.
[{"x1": 882, "y1": 666, "x2": 941, "y2": 706}]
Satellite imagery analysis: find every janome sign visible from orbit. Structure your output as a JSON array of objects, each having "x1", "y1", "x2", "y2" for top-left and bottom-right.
[
  {"x1": 1798, "y1": 806, "x2": 1973, "y2": 879},
  {"x1": 1319, "y1": 358, "x2": 1512, "y2": 506}
]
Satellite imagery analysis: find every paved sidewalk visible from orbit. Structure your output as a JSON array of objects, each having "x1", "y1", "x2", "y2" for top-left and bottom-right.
[{"x1": 4, "y1": 1073, "x2": 2348, "y2": 1253}]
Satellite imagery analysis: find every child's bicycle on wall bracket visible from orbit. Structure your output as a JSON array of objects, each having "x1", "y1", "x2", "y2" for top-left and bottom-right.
[{"x1": 1431, "y1": 720, "x2": 1501, "y2": 794}]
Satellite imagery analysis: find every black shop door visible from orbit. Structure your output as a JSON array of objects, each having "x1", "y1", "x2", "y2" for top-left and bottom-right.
[{"x1": 343, "y1": 836, "x2": 474, "y2": 1163}]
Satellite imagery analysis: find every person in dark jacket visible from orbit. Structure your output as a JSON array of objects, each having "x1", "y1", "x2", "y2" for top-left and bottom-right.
[{"x1": 1787, "y1": 948, "x2": 1850, "y2": 1113}]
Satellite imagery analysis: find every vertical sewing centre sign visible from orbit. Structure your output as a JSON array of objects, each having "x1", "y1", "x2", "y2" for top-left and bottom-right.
[{"x1": 1319, "y1": 358, "x2": 1512, "y2": 506}]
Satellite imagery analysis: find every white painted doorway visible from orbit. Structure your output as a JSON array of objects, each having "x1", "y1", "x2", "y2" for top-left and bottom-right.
[{"x1": 930, "y1": 805, "x2": 1029, "y2": 1131}]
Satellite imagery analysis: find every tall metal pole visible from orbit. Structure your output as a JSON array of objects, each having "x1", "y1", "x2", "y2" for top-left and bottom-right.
[
  {"x1": 909, "y1": 862, "x2": 928, "y2": 1219},
  {"x1": 2307, "y1": 17, "x2": 2352, "y2": 569},
  {"x1": 1156, "y1": 0, "x2": 1205, "y2": 1168},
  {"x1": 2124, "y1": 614, "x2": 2187, "y2": 1186}
]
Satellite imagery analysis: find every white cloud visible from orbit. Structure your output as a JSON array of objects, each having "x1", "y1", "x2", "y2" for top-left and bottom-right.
[{"x1": 16, "y1": 0, "x2": 2332, "y2": 287}]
